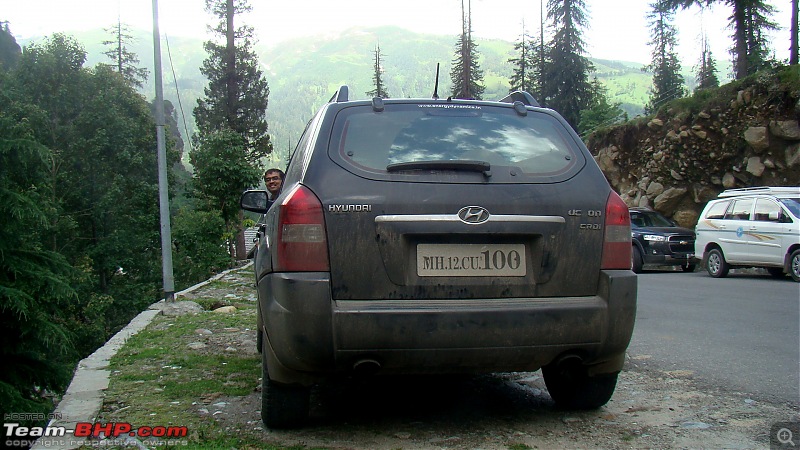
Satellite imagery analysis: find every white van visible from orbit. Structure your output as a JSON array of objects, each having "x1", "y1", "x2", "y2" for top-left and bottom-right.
[{"x1": 695, "y1": 186, "x2": 800, "y2": 282}]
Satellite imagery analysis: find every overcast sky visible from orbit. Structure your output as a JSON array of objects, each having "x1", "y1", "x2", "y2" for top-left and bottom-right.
[{"x1": 4, "y1": 0, "x2": 793, "y2": 69}]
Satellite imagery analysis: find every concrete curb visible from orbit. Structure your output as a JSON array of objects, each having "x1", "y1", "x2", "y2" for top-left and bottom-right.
[{"x1": 32, "y1": 263, "x2": 252, "y2": 450}]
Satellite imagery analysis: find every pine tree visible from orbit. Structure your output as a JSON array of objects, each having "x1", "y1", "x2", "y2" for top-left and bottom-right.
[
  {"x1": 194, "y1": 0, "x2": 272, "y2": 165},
  {"x1": 0, "y1": 21, "x2": 20, "y2": 70},
  {"x1": 665, "y1": 0, "x2": 779, "y2": 79},
  {"x1": 696, "y1": 32, "x2": 720, "y2": 90},
  {"x1": 644, "y1": 0, "x2": 686, "y2": 114},
  {"x1": 542, "y1": 0, "x2": 594, "y2": 130},
  {"x1": 578, "y1": 78, "x2": 627, "y2": 136},
  {"x1": 193, "y1": 0, "x2": 273, "y2": 260},
  {"x1": 508, "y1": 23, "x2": 536, "y2": 94},
  {"x1": 102, "y1": 18, "x2": 149, "y2": 88},
  {"x1": 366, "y1": 43, "x2": 389, "y2": 98},
  {"x1": 450, "y1": 0, "x2": 485, "y2": 100},
  {"x1": 740, "y1": 0, "x2": 779, "y2": 75}
]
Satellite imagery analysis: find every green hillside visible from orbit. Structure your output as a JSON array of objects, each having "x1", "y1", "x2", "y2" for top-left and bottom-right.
[{"x1": 20, "y1": 26, "x2": 655, "y2": 167}]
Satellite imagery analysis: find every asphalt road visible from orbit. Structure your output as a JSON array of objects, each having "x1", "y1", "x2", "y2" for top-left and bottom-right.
[{"x1": 629, "y1": 268, "x2": 800, "y2": 406}]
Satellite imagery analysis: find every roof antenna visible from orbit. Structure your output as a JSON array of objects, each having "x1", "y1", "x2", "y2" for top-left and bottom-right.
[{"x1": 432, "y1": 63, "x2": 440, "y2": 100}]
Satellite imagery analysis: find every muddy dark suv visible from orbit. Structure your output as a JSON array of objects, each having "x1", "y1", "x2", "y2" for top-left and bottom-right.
[{"x1": 241, "y1": 87, "x2": 637, "y2": 428}]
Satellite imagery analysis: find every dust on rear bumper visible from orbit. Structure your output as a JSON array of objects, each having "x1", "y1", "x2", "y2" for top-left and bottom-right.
[{"x1": 258, "y1": 270, "x2": 636, "y2": 380}]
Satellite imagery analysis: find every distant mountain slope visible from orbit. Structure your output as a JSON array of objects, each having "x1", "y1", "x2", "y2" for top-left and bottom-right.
[{"x1": 20, "y1": 26, "x2": 654, "y2": 166}]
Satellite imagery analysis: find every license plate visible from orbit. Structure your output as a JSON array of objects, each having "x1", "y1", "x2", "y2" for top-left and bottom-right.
[{"x1": 417, "y1": 244, "x2": 526, "y2": 277}]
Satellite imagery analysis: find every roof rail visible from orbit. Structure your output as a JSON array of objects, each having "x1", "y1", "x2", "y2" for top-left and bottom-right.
[
  {"x1": 329, "y1": 85, "x2": 349, "y2": 103},
  {"x1": 718, "y1": 186, "x2": 800, "y2": 198},
  {"x1": 499, "y1": 91, "x2": 540, "y2": 107}
]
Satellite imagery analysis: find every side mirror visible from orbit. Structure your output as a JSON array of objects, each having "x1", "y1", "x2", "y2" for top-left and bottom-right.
[{"x1": 240, "y1": 190, "x2": 272, "y2": 214}]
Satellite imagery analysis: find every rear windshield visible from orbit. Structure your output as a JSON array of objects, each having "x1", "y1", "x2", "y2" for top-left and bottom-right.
[{"x1": 330, "y1": 103, "x2": 582, "y2": 181}]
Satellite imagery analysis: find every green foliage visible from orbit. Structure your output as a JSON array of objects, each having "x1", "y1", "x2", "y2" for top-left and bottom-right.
[
  {"x1": 0, "y1": 23, "x2": 21, "y2": 70},
  {"x1": 450, "y1": 1, "x2": 485, "y2": 100},
  {"x1": 365, "y1": 44, "x2": 390, "y2": 98},
  {"x1": 190, "y1": 129, "x2": 261, "y2": 227},
  {"x1": 643, "y1": 0, "x2": 686, "y2": 114},
  {"x1": 579, "y1": 78, "x2": 627, "y2": 136},
  {"x1": 101, "y1": 19, "x2": 149, "y2": 88},
  {"x1": 194, "y1": 0, "x2": 273, "y2": 165},
  {"x1": 172, "y1": 208, "x2": 231, "y2": 290},
  {"x1": 0, "y1": 33, "x2": 171, "y2": 424},
  {"x1": 0, "y1": 72, "x2": 77, "y2": 426},
  {"x1": 543, "y1": 0, "x2": 595, "y2": 130}
]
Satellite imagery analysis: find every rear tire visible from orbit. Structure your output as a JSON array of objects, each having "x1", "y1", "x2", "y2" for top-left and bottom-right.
[
  {"x1": 631, "y1": 246, "x2": 644, "y2": 273},
  {"x1": 542, "y1": 359, "x2": 618, "y2": 410},
  {"x1": 705, "y1": 248, "x2": 729, "y2": 278},
  {"x1": 260, "y1": 345, "x2": 309, "y2": 429},
  {"x1": 790, "y1": 249, "x2": 800, "y2": 282}
]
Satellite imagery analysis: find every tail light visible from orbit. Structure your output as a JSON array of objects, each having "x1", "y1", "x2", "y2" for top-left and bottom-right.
[
  {"x1": 601, "y1": 190, "x2": 632, "y2": 270},
  {"x1": 275, "y1": 185, "x2": 330, "y2": 271}
]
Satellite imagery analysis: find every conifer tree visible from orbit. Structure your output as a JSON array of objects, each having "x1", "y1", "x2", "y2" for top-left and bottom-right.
[
  {"x1": 450, "y1": 0, "x2": 484, "y2": 99},
  {"x1": 578, "y1": 78, "x2": 627, "y2": 136},
  {"x1": 508, "y1": 23, "x2": 536, "y2": 94},
  {"x1": 366, "y1": 43, "x2": 389, "y2": 98},
  {"x1": 542, "y1": 0, "x2": 594, "y2": 130},
  {"x1": 665, "y1": 0, "x2": 779, "y2": 79},
  {"x1": 696, "y1": 32, "x2": 720, "y2": 90},
  {"x1": 102, "y1": 18, "x2": 148, "y2": 88},
  {"x1": 194, "y1": 0, "x2": 272, "y2": 165},
  {"x1": 193, "y1": 0, "x2": 273, "y2": 259},
  {"x1": 644, "y1": 0, "x2": 685, "y2": 114}
]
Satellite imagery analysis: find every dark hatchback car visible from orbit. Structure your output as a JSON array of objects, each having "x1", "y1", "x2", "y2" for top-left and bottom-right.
[
  {"x1": 629, "y1": 207, "x2": 697, "y2": 273},
  {"x1": 241, "y1": 87, "x2": 637, "y2": 428}
]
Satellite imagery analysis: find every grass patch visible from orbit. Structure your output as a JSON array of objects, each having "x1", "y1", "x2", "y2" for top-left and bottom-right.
[{"x1": 95, "y1": 271, "x2": 294, "y2": 448}]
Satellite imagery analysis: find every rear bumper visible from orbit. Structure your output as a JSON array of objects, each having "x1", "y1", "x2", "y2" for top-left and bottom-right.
[{"x1": 259, "y1": 270, "x2": 637, "y2": 384}]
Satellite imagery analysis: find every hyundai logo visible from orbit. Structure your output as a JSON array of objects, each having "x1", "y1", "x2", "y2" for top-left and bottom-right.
[{"x1": 458, "y1": 206, "x2": 490, "y2": 224}]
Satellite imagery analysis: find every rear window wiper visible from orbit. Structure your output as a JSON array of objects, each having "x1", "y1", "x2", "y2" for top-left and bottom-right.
[{"x1": 386, "y1": 160, "x2": 491, "y2": 177}]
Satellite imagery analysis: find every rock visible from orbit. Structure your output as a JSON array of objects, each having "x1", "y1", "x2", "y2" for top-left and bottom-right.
[
  {"x1": 195, "y1": 328, "x2": 213, "y2": 335},
  {"x1": 670, "y1": 170, "x2": 684, "y2": 181},
  {"x1": 212, "y1": 306, "x2": 237, "y2": 314},
  {"x1": 224, "y1": 346, "x2": 237, "y2": 352},
  {"x1": 746, "y1": 157, "x2": 766, "y2": 177},
  {"x1": 693, "y1": 129, "x2": 707, "y2": 139},
  {"x1": 692, "y1": 185, "x2": 718, "y2": 204},
  {"x1": 743, "y1": 126, "x2": 769, "y2": 152},
  {"x1": 672, "y1": 209, "x2": 699, "y2": 228},
  {"x1": 722, "y1": 172, "x2": 737, "y2": 188},
  {"x1": 647, "y1": 118, "x2": 664, "y2": 128},
  {"x1": 787, "y1": 143, "x2": 800, "y2": 167},
  {"x1": 769, "y1": 120, "x2": 800, "y2": 140},
  {"x1": 646, "y1": 181, "x2": 665, "y2": 197},
  {"x1": 187, "y1": 342, "x2": 207, "y2": 350},
  {"x1": 155, "y1": 301, "x2": 204, "y2": 317},
  {"x1": 654, "y1": 187, "x2": 687, "y2": 212},
  {"x1": 697, "y1": 111, "x2": 711, "y2": 119},
  {"x1": 737, "y1": 89, "x2": 752, "y2": 105}
]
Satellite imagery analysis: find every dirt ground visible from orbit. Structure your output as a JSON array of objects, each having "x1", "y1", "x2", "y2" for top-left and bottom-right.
[{"x1": 184, "y1": 268, "x2": 799, "y2": 449}]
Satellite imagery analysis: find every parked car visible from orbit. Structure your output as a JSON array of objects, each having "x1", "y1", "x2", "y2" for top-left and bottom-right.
[
  {"x1": 629, "y1": 207, "x2": 697, "y2": 273},
  {"x1": 694, "y1": 186, "x2": 800, "y2": 281},
  {"x1": 240, "y1": 86, "x2": 637, "y2": 428}
]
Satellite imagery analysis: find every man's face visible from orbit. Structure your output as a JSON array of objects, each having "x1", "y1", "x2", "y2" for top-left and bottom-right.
[{"x1": 265, "y1": 172, "x2": 282, "y2": 195}]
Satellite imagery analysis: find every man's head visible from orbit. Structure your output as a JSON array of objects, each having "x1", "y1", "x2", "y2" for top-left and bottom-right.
[{"x1": 264, "y1": 168, "x2": 285, "y2": 197}]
